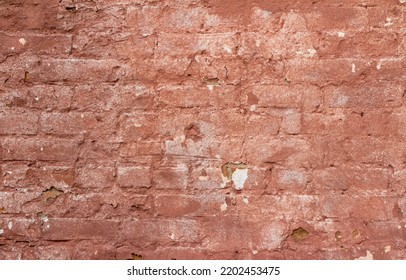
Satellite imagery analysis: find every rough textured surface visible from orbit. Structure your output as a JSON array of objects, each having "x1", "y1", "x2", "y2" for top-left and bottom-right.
[{"x1": 0, "y1": 0, "x2": 406, "y2": 260}]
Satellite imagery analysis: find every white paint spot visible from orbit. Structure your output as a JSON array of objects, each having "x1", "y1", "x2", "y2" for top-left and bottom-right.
[
  {"x1": 252, "y1": 250, "x2": 258, "y2": 255},
  {"x1": 133, "y1": 123, "x2": 142, "y2": 128},
  {"x1": 243, "y1": 196, "x2": 249, "y2": 204},
  {"x1": 337, "y1": 31, "x2": 345, "y2": 38},
  {"x1": 384, "y1": 17, "x2": 393, "y2": 27},
  {"x1": 249, "y1": 105, "x2": 256, "y2": 112},
  {"x1": 351, "y1": 63, "x2": 356, "y2": 73},
  {"x1": 198, "y1": 176, "x2": 208, "y2": 181},
  {"x1": 39, "y1": 215, "x2": 48, "y2": 223},
  {"x1": 355, "y1": 250, "x2": 374, "y2": 260},
  {"x1": 223, "y1": 45, "x2": 232, "y2": 54},
  {"x1": 40, "y1": 147, "x2": 44, "y2": 152},
  {"x1": 7, "y1": 221, "x2": 13, "y2": 230},
  {"x1": 398, "y1": 225, "x2": 402, "y2": 229},
  {"x1": 19, "y1": 38, "x2": 26, "y2": 45},
  {"x1": 384, "y1": 245, "x2": 391, "y2": 253},
  {"x1": 80, "y1": 113, "x2": 84, "y2": 119},
  {"x1": 34, "y1": 96, "x2": 39, "y2": 101},
  {"x1": 220, "y1": 202, "x2": 228, "y2": 212},
  {"x1": 376, "y1": 59, "x2": 383, "y2": 70},
  {"x1": 306, "y1": 48, "x2": 317, "y2": 58},
  {"x1": 207, "y1": 84, "x2": 214, "y2": 91},
  {"x1": 232, "y1": 168, "x2": 248, "y2": 190},
  {"x1": 170, "y1": 233, "x2": 175, "y2": 240},
  {"x1": 11, "y1": 47, "x2": 15, "y2": 50},
  {"x1": 0, "y1": 228, "x2": 3, "y2": 235}
]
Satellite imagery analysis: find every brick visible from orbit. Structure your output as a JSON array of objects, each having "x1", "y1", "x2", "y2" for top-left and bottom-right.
[
  {"x1": 117, "y1": 165, "x2": 151, "y2": 188},
  {"x1": 21, "y1": 59, "x2": 126, "y2": 83},
  {"x1": 154, "y1": 194, "x2": 224, "y2": 217},
  {"x1": 0, "y1": 111, "x2": 39, "y2": 135},
  {"x1": 285, "y1": 59, "x2": 370, "y2": 86},
  {"x1": 0, "y1": 192, "x2": 39, "y2": 214},
  {"x1": 120, "y1": 219, "x2": 203, "y2": 245},
  {"x1": 2, "y1": 137, "x2": 79, "y2": 162},
  {"x1": 41, "y1": 218, "x2": 118, "y2": 241},
  {"x1": 321, "y1": 195, "x2": 397, "y2": 220},
  {"x1": 252, "y1": 85, "x2": 303, "y2": 108},
  {"x1": 313, "y1": 166, "x2": 390, "y2": 191},
  {"x1": 152, "y1": 164, "x2": 188, "y2": 190},
  {"x1": 324, "y1": 83, "x2": 403, "y2": 108},
  {"x1": 271, "y1": 168, "x2": 310, "y2": 191},
  {"x1": 75, "y1": 163, "x2": 115, "y2": 189}
]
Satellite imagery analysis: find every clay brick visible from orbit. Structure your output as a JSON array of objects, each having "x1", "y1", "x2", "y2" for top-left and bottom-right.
[
  {"x1": 324, "y1": 83, "x2": 403, "y2": 108},
  {"x1": 120, "y1": 219, "x2": 203, "y2": 245},
  {"x1": 75, "y1": 163, "x2": 115, "y2": 189},
  {"x1": 313, "y1": 166, "x2": 390, "y2": 191},
  {"x1": 285, "y1": 59, "x2": 370, "y2": 86},
  {"x1": 0, "y1": 111, "x2": 38, "y2": 135},
  {"x1": 154, "y1": 194, "x2": 224, "y2": 217},
  {"x1": 252, "y1": 85, "x2": 303, "y2": 108},
  {"x1": 152, "y1": 165, "x2": 188, "y2": 190},
  {"x1": 117, "y1": 165, "x2": 151, "y2": 188},
  {"x1": 22, "y1": 59, "x2": 126, "y2": 83},
  {"x1": 41, "y1": 112, "x2": 115, "y2": 137},
  {"x1": 41, "y1": 218, "x2": 118, "y2": 241},
  {"x1": 271, "y1": 168, "x2": 310, "y2": 191},
  {"x1": 1, "y1": 137, "x2": 79, "y2": 162}
]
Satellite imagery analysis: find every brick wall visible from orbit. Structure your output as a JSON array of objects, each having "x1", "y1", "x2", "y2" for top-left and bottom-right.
[{"x1": 0, "y1": 0, "x2": 405, "y2": 259}]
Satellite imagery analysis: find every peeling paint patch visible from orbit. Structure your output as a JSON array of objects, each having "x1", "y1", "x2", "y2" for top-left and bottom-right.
[
  {"x1": 0, "y1": 228, "x2": 4, "y2": 235},
  {"x1": 384, "y1": 17, "x2": 393, "y2": 27},
  {"x1": 376, "y1": 59, "x2": 383, "y2": 70},
  {"x1": 204, "y1": 77, "x2": 220, "y2": 91},
  {"x1": 355, "y1": 250, "x2": 374, "y2": 260},
  {"x1": 221, "y1": 162, "x2": 248, "y2": 190},
  {"x1": 7, "y1": 221, "x2": 13, "y2": 230},
  {"x1": 19, "y1": 38, "x2": 26, "y2": 45},
  {"x1": 384, "y1": 245, "x2": 391, "y2": 253},
  {"x1": 243, "y1": 196, "x2": 249, "y2": 204},
  {"x1": 198, "y1": 176, "x2": 208, "y2": 181},
  {"x1": 351, "y1": 63, "x2": 356, "y2": 73},
  {"x1": 337, "y1": 31, "x2": 345, "y2": 38}
]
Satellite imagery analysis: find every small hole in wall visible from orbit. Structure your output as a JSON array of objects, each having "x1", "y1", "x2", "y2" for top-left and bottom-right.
[{"x1": 130, "y1": 253, "x2": 143, "y2": 260}]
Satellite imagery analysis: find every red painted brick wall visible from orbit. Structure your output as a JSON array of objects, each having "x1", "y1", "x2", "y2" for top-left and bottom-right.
[{"x1": 0, "y1": 0, "x2": 405, "y2": 260}]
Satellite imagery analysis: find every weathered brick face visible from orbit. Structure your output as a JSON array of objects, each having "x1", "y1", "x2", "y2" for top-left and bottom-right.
[{"x1": 0, "y1": 0, "x2": 405, "y2": 260}]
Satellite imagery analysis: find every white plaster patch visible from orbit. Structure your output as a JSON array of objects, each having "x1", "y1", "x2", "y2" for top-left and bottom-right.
[
  {"x1": 19, "y1": 38, "x2": 26, "y2": 45},
  {"x1": 0, "y1": 228, "x2": 4, "y2": 235},
  {"x1": 249, "y1": 105, "x2": 256, "y2": 112},
  {"x1": 198, "y1": 176, "x2": 208, "y2": 181},
  {"x1": 351, "y1": 63, "x2": 356, "y2": 73},
  {"x1": 384, "y1": 17, "x2": 393, "y2": 27},
  {"x1": 170, "y1": 233, "x2": 175, "y2": 240},
  {"x1": 398, "y1": 225, "x2": 402, "y2": 229},
  {"x1": 232, "y1": 168, "x2": 248, "y2": 190},
  {"x1": 220, "y1": 202, "x2": 228, "y2": 212},
  {"x1": 7, "y1": 221, "x2": 13, "y2": 230},
  {"x1": 305, "y1": 48, "x2": 317, "y2": 58},
  {"x1": 401, "y1": 0, "x2": 406, "y2": 3},
  {"x1": 11, "y1": 47, "x2": 15, "y2": 50},
  {"x1": 338, "y1": 31, "x2": 345, "y2": 38},
  {"x1": 252, "y1": 250, "x2": 258, "y2": 255},
  {"x1": 207, "y1": 85, "x2": 214, "y2": 91},
  {"x1": 384, "y1": 245, "x2": 391, "y2": 253},
  {"x1": 243, "y1": 196, "x2": 249, "y2": 204},
  {"x1": 355, "y1": 250, "x2": 374, "y2": 260}
]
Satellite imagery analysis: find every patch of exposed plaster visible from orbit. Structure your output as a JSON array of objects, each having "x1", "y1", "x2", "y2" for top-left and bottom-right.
[
  {"x1": 0, "y1": 228, "x2": 4, "y2": 235},
  {"x1": 384, "y1": 17, "x2": 393, "y2": 27},
  {"x1": 170, "y1": 233, "x2": 175, "y2": 240},
  {"x1": 376, "y1": 59, "x2": 383, "y2": 70},
  {"x1": 384, "y1": 245, "x2": 391, "y2": 253},
  {"x1": 198, "y1": 176, "x2": 208, "y2": 181},
  {"x1": 355, "y1": 250, "x2": 374, "y2": 260},
  {"x1": 7, "y1": 221, "x2": 13, "y2": 230},
  {"x1": 351, "y1": 63, "x2": 356, "y2": 73},
  {"x1": 221, "y1": 162, "x2": 248, "y2": 190},
  {"x1": 243, "y1": 196, "x2": 249, "y2": 204},
  {"x1": 220, "y1": 202, "x2": 228, "y2": 212},
  {"x1": 19, "y1": 38, "x2": 26, "y2": 45},
  {"x1": 338, "y1": 31, "x2": 345, "y2": 38}
]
